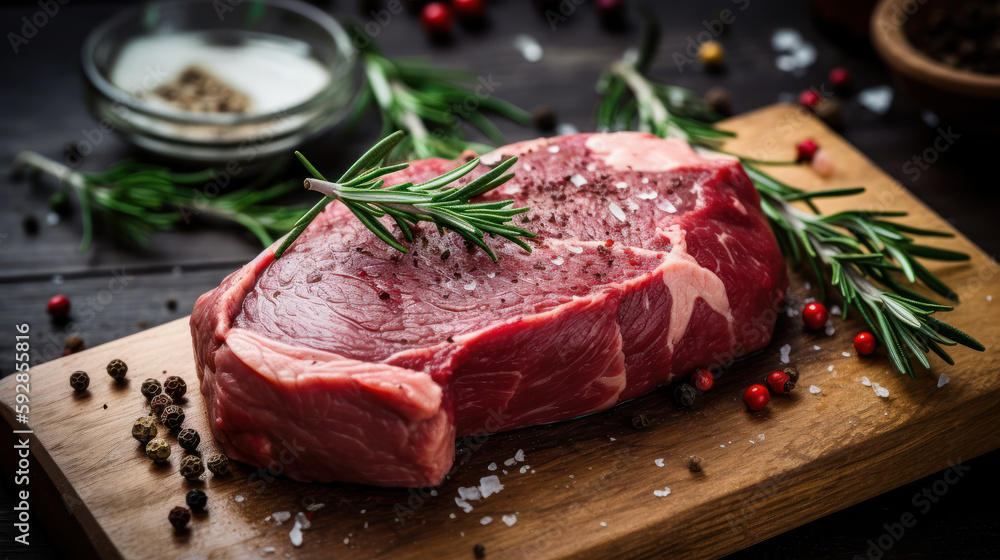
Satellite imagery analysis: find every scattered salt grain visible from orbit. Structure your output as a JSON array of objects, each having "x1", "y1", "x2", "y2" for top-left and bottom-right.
[
  {"x1": 758, "y1": 434, "x2": 765, "y2": 441},
  {"x1": 656, "y1": 199, "x2": 677, "y2": 213},
  {"x1": 264, "y1": 547, "x2": 276, "y2": 554},
  {"x1": 547, "y1": 145, "x2": 560, "y2": 154},
  {"x1": 430, "y1": 490, "x2": 438, "y2": 497},
  {"x1": 653, "y1": 487, "x2": 672, "y2": 497},
  {"x1": 295, "y1": 512, "x2": 311, "y2": 530},
  {"x1": 625, "y1": 199, "x2": 640, "y2": 213},
  {"x1": 654, "y1": 458, "x2": 665, "y2": 467},
  {"x1": 609, "y1": 202, "x2": 627, "y2": 223},
  {"x1": 566, "y1": 244, "x2": 583, "y2": 254},
  {"x1": 458, "y1": 486, "x2": 482, "y2": 501},
  {"x1": 570, "y1": 174, "x2": 588, "y2": 187},
  {"x1": 858, "y1": 86, "x2": 894, "y2": 115},
  {"x1": 828, "y1": 365, "x2": 835, "y2": 372},
  {"x1": 641, "y1": 177, "x2": 649, "y2": 184},
  {"x1": 46, "y1": 212, "x2": 59, "y2": 226},
  {"x1": 830, "y1": 305, "x2": 842, "y2": 316},
  {"x1": 586, "y1": 163, "x2": 597, "y2": 172},
  {"x1": 272, "y1": 511, "x2": 291, "y2": 525},
  {"x1": 813, "y1": 345, "x2": 821, "y2": 351},
  {"x1": 609, "y1": 437, "x2": 616, "y2": 441},
  {"x1": 520, "y1": 465, "x2": 530, "y2": 474},
  {"x1": 514, "y1": 449, "x2": 525, "y2": 462},
  {"x1": 637, "y1": 191, "x2": 658, "y2": 200},
  {"x1": 805, "y1": 281, "x2": 811, "y2": 290},
  {"x1": 289, "y1": 522, "x2": 304, "y2": 547},
  {"x1": 52, "y1": 274, "x2": 64, "y2": 285},
  {"x1": 809, "y1": 385, "x2": 821, "y2": 394},
  {"x1": 779, "y1": 343, "x2": 791, "y2": 364},
  {"x1": 479, "y1": 475, "x2": 505, "y2": 498},
  {"x1": 449, "y1": 513, "x2": 456, "y2": 519},
  {"x1": 615, "y1": 181, "x2": 628, "y2": 190},
  {"x1": 720, "y1": 444, "x2": 725, "y2": 448},
  {"x1": 872, "y1": 383, "x2": 890, "y2": 398},
  {"x1": 551, "y1": 256, "x2": 565, "y2": 266},
  {"x1": 455, "y1": 497, "x2": 473, "y2": 513},
  {"x1": 825, "y1": 324, "x2": 836, "y2": 336},
  {"x1": 600, "y1": 522, "x2": 607, "y2": 527},
  {"x1": 987, "y1": 295, "x2": 993, "y2": 302},
  {"x1": 556, "y1": 123, "x2": 579, "y2": 135},
  {"x1": 235, "y1": 495, "x2": 245, "y2": 503},
  {"x1": 306, "y1": 502, "x2": 326, "y2": 511},
  {"x1": 486, "y1": 272, "x2": 496, "y2": 279},
  {"x1": 842, "y1": 352, "x2": 851, "y2": 358},
  {"x1": 771, "y1": 28, "x2": 803, "y2": 51},
  {"x1": 938, "y1": 373, "x2": 950, "y2": 388},
  {"x1": 503, "y1": 458, "x2": 517, "y2": 467},
  {"x1": 512, "y1": 34, "x2": 543, "y2": 62},
  {"x1": 464, "y1": 280, "x2": 477, "y2": 291},
  {"x1": 480, "y1": 516, "x2": 493, "y2": 525},
  {"x1": 861, "y1": 376, "x2": 871, "y2": 386},
  {"x1": 487, "y1": 462, "x2": 497, "y2": 471},
  {"x1": 502, "y1": 514, "x2": 518, "y2": 527}
]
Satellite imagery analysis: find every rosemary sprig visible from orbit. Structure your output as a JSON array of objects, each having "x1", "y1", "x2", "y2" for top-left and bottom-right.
[
  {"x1": 13, "y1": 151, "x2": 305, "y2": 250},
  {"x1": 273, "y1": 131, "x2": 535, "y2": 261},
  {"x1": 349, "y1": 28, "x2": 532, "y2": 161},
  {"x1": 595, "y1": 20, "x2": 984, "y2": 375}
]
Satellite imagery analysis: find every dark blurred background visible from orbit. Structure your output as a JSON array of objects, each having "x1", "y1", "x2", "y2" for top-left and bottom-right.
[{"x1": 1, "y1": 0, "x2": 998, "y2": 558}]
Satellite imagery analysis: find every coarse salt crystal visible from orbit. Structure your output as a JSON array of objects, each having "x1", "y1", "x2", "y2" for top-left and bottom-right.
[
  {"x1": 481, "y1": 516, "x2": 493, "y2": 525},
  {"x1": 609, "y1": 202, "x2": 627, "y2": 223},
  {"x1": 520, "y1": 465, "x2": 530, "y2": 474},
  {"x1": 858, "y1": 86, "x2": 894, "y2": 115},
  {"x1": 861, "y1": 376, "x2": 871, "y2": 386},
  {"x1": 813, "y1": 345, "x2": 821, "y2": 351},
  {"x1": 264, "y1": 547, "x2": 276, "y2": 554},
  {"x1": 825, "y1": 324, "x2": 836, "y2": 336},
  {"x1": 566, "y1": 244, "x2": 583, "y2": 254},
  {"x1": 464, "y1": 280, "x2": 477, "y2": 291},
  {"x1": 641, "y1": 177, "x2": 649, "y2": 184},
  {"x1": 625, "y1": 199, "x2": 640, "y2": 213},
  {"x1": 449, "y1": 513, "x2": 456, "y2": 519},
  {"x1": 487, "y1": 462, "x2": 497, "y2": 471},
  {"x1": 637, "y1": 191, "x2": 658, "y2": 200},
  {"x1": 547, "y1": 145, "x2": 560, "y2": 153},
  {"x1": 479, "y1": 475, "x2": 504, "y2": 498},
  {"x1": 831, "y1": 305, "x2": 842, "y2": 316},
  {"x1": 653, "y1": 487, "x2": 672, "y2": 497},
  {"x1": 458, "y1": 486, "x2": 482, "y2": 501},
  {"x1": 872, "y1": 383, "x2": 890, "y2": 398},
  {"x1": 486, "y1": 272, "x2": 496, "y2": 278},
  {"x1": 842, "y1": 352, "x2": 851, "y2": 357},
  {"x1": 306, "y1": 502, "x2": 326, "y2": 511},
  {"x1": 272, "y1": 511, "x2": 291, "y2": 525},
  {"x1": 987, "y1": 295, "x2": 993, "y2": 301},
  {"x1": 615, "y1": 181, "x2": 628, "y2": 190},
  {"x1": 235, "y1": 495, "x2": 244, "y2": 503},
  {"x1": 295, "y1": 512, "x2": 311, "y2": 530},
  {"x1": 805, "y1": 281, "x2": 811, "y2": 290},
  {"x1": 570, "y1": 174, "x2": 587, "y2": 187},
  {"x1": 503, "y1": 458, "x2": 517, "y2": 467},
  {"x1": 289, "y1": 521, "x2": 303, "y2": 547},
  {"x1": 600, "y1": 522, "x2": 607, "y2": 527},
  {"x1": 656, "y1": 199, "x2": 677, "y2": 214},
  {"x1": 828, "y1": 365, "x2": 835, "y2": 372},
  {"x1": 937, "y1": 373, "x2": 950, "y2": 388},
  {"x1": 809, "y1": 385, "x2": 821, "y2": 394},
  {"x1": 609, "y1": 437, "x2": 616, "y2": 441},
  {"x1": 551, "y1": 256, "x2": 565, "y2": 266},
  {"x1": 779, "y1": 343, "x2": 791, "y2": 364},
  {"x1": 513, "y1": 34, "x2": 543, "y2": 62},
  {"x1": 514, "y1": 449, "x2": 525, "y2": 462},
  {"x1": 654, "y1": 458, "x2": 664, "y2": 467},
  {"x1": 502, "y1": 514, "x2": 517, "y2": 527},
  {"x1": 455, "y1": 497, "x2": 473, "y2": 513},
  {"x1": 758, "y1": 434, "x2": 765, "y2": 441}
]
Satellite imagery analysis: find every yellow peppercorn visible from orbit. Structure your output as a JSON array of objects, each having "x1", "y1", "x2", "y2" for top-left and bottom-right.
[
  {"x1": 698, "y1": 40, "x2": 725, "y2": 69},
  {"x1": 132, "y1": 417, "x2": 157, "y2": 443},
  {"x1": 180, "y1": 455, "x2": 204, "y2": 480},
  {"x1": 145, "y1": 438, "x2": 171, "y2": 463}
]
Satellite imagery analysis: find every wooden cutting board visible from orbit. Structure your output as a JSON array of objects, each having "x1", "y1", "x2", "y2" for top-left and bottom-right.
[{"x1": 3, "y1": 104, "x2": 999, "y2": 560}]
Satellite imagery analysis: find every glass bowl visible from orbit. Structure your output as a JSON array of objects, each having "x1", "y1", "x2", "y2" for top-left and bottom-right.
[{"x1": 82, "y1": 0, "x2": 357, "y2": 164}]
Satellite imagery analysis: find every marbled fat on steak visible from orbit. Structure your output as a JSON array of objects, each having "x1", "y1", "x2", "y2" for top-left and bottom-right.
[{"x1": 190, "y1": 132, "x2": 787, "y2": 487}]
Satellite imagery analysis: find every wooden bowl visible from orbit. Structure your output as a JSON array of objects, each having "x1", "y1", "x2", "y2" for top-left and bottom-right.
[{"x1": 871, "y1": 0, "x2": 1000, "y2": 133}]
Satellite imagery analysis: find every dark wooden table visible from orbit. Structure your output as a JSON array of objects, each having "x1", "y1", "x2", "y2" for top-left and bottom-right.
[{"x1": 1, "y1": 1, "x2": 998, "y2": 558}]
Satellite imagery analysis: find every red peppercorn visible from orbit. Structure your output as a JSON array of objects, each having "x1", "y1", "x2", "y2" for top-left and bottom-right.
[
  {"x1": 854, "y1": 331, "x2": 876, "y2": 355},
  {"x1": 829, "y1": 67, "x2": 852, "y2": 93},
  {"x1": 766, "y1": 371, "x2": 795, "y2": 394},
  {"x1": 802, "y1": 302, "x2": 829, "y2": 330},
  {"x1": 796, "y1": 138, "x2": 819, "y2": 162},
  {"x1": 47, "y1": 294, "x2": 71, "y2": 318},
  {"x1": 691, "y1": 369, "x2": 715, "y2": 392},
  {"x1": 798, "y1": 89, "x2": 821, "y2": 109},
  {"x1": 743, "y1": 384, "x2": 770, "y2": 412},
  {"x1": 453, "y1": 0, "x2": 486, "y2": 20},
  {"x1": 420, "y1": 3, "x2": 453, "y2": 37}
]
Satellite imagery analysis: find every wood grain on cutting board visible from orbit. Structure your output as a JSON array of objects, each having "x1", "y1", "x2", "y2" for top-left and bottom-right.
[{"x1": 2, "y1": 105, "x2": 998, "y2": 560}]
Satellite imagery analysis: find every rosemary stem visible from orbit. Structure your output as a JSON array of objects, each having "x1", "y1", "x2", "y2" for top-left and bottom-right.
[
  {"x1": 608, "y1": 60, "x2": 669, "y2": 134},
  {"x1": 14, "y1": 151, "x2": 85, "y2": 189}
]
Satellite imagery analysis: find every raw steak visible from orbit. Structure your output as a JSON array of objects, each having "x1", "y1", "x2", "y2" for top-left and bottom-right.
[{"x1": 190, "y1": 132, "x2": 787, "y2": 487}]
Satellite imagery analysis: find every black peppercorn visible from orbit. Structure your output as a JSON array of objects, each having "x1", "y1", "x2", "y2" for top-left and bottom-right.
[
  {"x1": 161, "y1": 405, "x2": 185, "y2": 431},
  {"x1": 673, "y1": 383, "x2": 697, "y2": 407},
  {"x1": 532, "y1": 105, "x2": 558, "y2": 132},
  {"x1": 163, "y1": 376, "x2": 187, "y2": 400},
  {"x1": 631, "y1": 414, "x2": 650, "y2": 429},
  {"x1": 69, "y1": 371, "x2": 89, "y2": 392},
  {"x1": 22, "y1": 214, "x2": 39, "y2": 236},
  {"x1": 474, "y1": 543, "x2": 486, "y2": 558},
  {"x1": 687, "y1": 455, "x2": 704, "y2": 473},
  {"x1": 140, "y1": 378, "x2": 162, "y2": 401},
  {"x1": 783, "y1": 366, "x2": 800, "y2": 384},
  {"x1": 180, "y1": 455, "x2": 204, "y2": 480},
  {"x1": 168, "y1": 506, "x2": 190, "y2": 530},
  {"x1": 150, "y1": 394, "x2": 173, "y2": 416},
  {"x1": 186, "y1": 489, "x2": 208, "y2": 512},
  {"x1": 132, "y1": 417, "x2": 157, "y2": 443},
  {"x1": 177, "y1": 428, "x2": 200, "y2": 452},
  {"x1": 206, "y1": 453, "x2": 231, "y2": 476},
  {"x1": 106, "y1": 359, "x2": 128, "y2": 382},
  {"x1": 704, "y1": 86, "x2": 733, "y2": 117}
]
